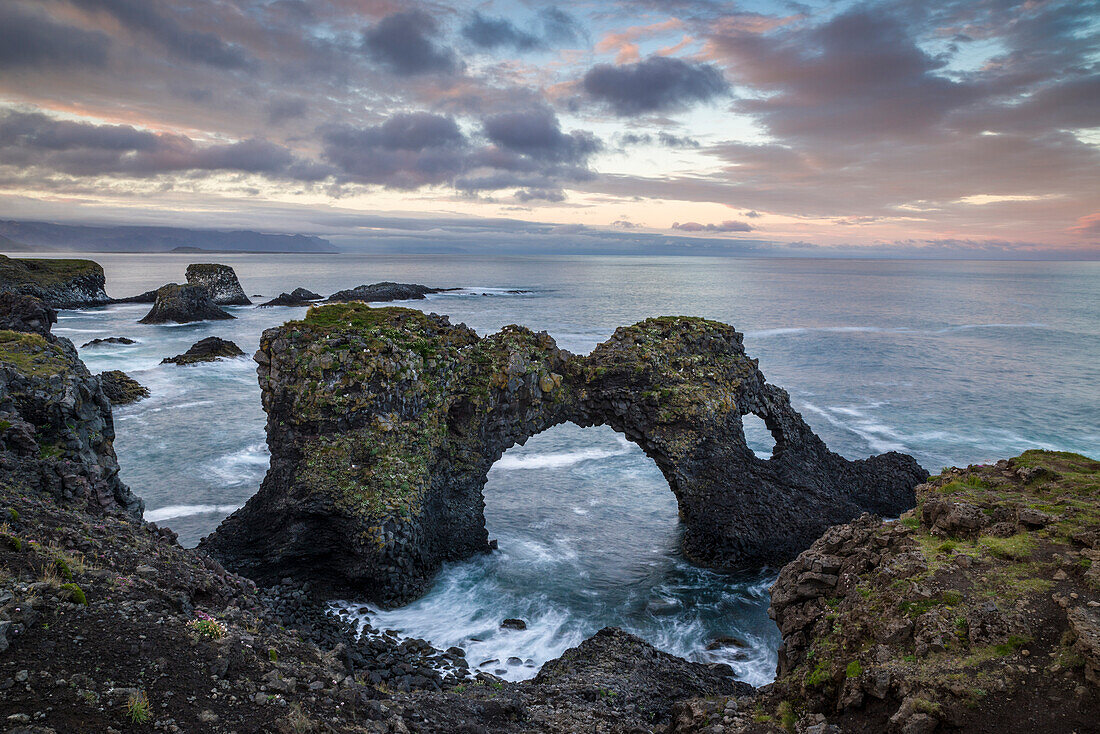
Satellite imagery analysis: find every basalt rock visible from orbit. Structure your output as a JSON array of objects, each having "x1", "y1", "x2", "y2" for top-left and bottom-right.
[
  {"x1": 202, "y1": 304, "x2": 926, "y2": 605},
  {"x1": 326, "y1": 281, "x2": 454, "y2": 303},
  {"x1": 82, "y1": 336, "x2": 137, "y2": 347},
  {"x1": 0, "y1": 295, "x2": 142, "y2": 518},
  {"x1": 0, "y1": 255, "x2": 110, "y2": 308},
  {"x1": 99, "y1": 370, "x2": 149, "y2": 404},
  {"x1": 185, "y1": 263, "x2": 251, "y2": 305},
  {"x1": 138, "y1": 283, "x2": 235, "y2": 324},
  {"x1": 259, "y1": 287, "x2": 324, "y2": 307},
  {"x1": 161, "y1": 336, "x2": 245, "y2": 365},
  {"x1": 0, "y1": 292, "x2": 57, "y2": 336},
  {"x1": 110, "y1": 288, "x2": 159, "y2": 304}
]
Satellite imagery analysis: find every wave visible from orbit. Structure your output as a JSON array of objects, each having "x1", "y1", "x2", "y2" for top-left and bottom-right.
[
  {"x1": 492, "y1": 444, "x2": 633, "y2": 471},
  {"x1": 207, "y1": 442, "x2": 270, "y2": 486},
  {"x1": 144, "y1": 503, "x2": 242, "y2": 523},
  {"x1": 745, "y1": 323, "x2": 1051, "y2": 339}
]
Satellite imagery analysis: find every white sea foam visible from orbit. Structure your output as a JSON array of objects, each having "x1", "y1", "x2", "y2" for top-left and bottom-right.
[
  {"x1": 207, "y1": 441, "x2": 269, "y2": 486},
  {"x1": 492, "y1": 444, "x2": 632, "y2": 471},
  {"x1": 144, "y1": 504, "x2": 242, "y2": 522}
]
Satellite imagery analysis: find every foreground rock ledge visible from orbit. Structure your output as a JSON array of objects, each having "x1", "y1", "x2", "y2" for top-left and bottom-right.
[{"x1": 201, "y1": 304, "x2": 926, "y2": 604}]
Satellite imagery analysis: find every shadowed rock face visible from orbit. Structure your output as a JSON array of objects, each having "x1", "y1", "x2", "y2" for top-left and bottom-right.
[
  {"x1": 0, "y1": 255, "x2": 110, "y2": 309},
  {"x1": 185, "y1": 263, "x2": 251, "y2": 305},
  {"x1": 138, "y1": 283, "x2": 235, "y2": 324},
  {"x1": 161, "y1": 336, "x2": 245, "y2": 365},
  {"x1": 201, "y1": 304, "x2": 926, "y2": 605}
]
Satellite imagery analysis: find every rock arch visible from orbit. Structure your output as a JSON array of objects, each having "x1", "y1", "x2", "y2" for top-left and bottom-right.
[{"x1": 200, "y1": 304, "x2": 926, "y2": 605}]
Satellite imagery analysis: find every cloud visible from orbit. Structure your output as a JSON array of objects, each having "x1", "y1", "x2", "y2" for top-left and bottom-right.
[
  {"x1": 362, "y1": 10, "x2": 459, "y2": 76},
  {"x1": 0, "y1": 110, "x2": 308, "y2": 178},
  {"x1": 620, "y1": 131, "x2": 701, "y2": 148},
  {"x1": 462, "y1": 12, "x2": 540, "y2": 51},
  {"x1": 582, "y1": 56, "x2": 728, "y2": 115},
  {"x1": 515, "y1": 188, "x2": 565, "y2": 202},
  {"x1": 1070, "y1": 213, "x2": 1100, "y2": 238},
  {"x1": 321, "y1": 112, "x2": 467, "y2": 188},
  {"x1": 69, "y1": 0, "x2": 249, "y2": 69},
  {"x1": 266, "y1": 98, "x2": 308, "y2": 125},
  {"x1": 672, "y1": 220, "x2": 753, "y2": 232},
  {"x1": 0, "y1": 4, "x2": 110, "y2": 70},
  {"x1": 482, "y1": 108, "x2": 600, "y2": 164}
]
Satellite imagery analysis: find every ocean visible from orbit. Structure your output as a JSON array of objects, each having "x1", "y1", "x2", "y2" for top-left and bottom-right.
[{"x1": 34, "y1": 251, "x2": 1100, "y2": 686}]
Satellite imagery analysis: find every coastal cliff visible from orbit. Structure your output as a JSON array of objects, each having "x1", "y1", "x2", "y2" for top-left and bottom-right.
[
  {"x1": 201, "y1": 303, "x2": 925, "y2": 605},
  {"x1": 0, "y1": 255, "x2": 110, "y2": 309}
]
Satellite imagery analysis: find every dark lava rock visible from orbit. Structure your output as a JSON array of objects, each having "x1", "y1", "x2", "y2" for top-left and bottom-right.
[
  {"x1": 99, "y1": 370, "x2": 149, "y2": 404},
  {"x1": 0, "y1": 292, "x2": 57, "y2": 336},
  {"x1": 111, "y1": 289, "x2": 158, "y2": 304},
  {"x1": 82, "y1": 336, "x2": 136, "y2": 347},
  {"x1": 0, "y1": 255, "x2": 110, "y2": 308},
  {"x1": 0, "y1": 297, "x2": 142, "y2": 517},
  {"x1": 259, "y1": 287, "x2": 324, "y2": 307},
  {"x1": 138, "y1": 283, "x2": 235, "y2": 324},
  {"x1": 161, "y1": 336, "x2": 245, "y2": 365},
  {"x1": 326, "y1": 282, "x2": 454, "y2": 303},
  {"x1": 202, "y1": 304, "x2": 927, "y2": 606},
  {"x1": 501, "y1": 618, "x2": 528, "y2": 630},
  {"x1": 185, "y1": 263, "x2": 251, "y2": 305}
]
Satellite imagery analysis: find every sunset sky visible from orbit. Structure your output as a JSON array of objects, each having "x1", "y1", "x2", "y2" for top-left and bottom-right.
[{"x1": 1, "y1": 0, "x2": 1098, "y2": 257}]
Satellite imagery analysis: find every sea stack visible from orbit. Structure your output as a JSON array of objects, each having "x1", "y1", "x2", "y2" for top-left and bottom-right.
[
  {"x1": 138, "y1": 283, "x2": 235, "y2": 324},
  {"x1": 185, "y1": 263, "x2": 251, "y2": 305}
]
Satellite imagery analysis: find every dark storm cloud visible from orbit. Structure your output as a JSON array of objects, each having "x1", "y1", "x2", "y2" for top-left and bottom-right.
[
  {"x1": 462, "y1": 12, "x2": 540, "y2": 50},
  {"x1": 672, "y1": 220, "x2": 753, "y2": 233},
  {"x1": 0, "y1": 4, "x2": 110, "y2": 70},
  {"x1": 620, "y1": 132, "x2": 701, "y2": 148},
  {"x1": 515, "y1": 188, "x2": 566, "y2": 203},
  {"x1": 0, "y1": 110, "x2": 307, "y2": 178},
  {"x1": 482, "y1": 108, "x2": 600, "y2": 164},
  {"x1": 266, "y1": 98, "x2": 309, "y2": 125},
  {"x1": 321, "y1": 113, "x2": 467, "y2": 189},
  {"x1": 69, "y1": 0, "x2": 250, "y2": 69},
  {"x1": 582, "y1": 56, "x2": 729, "y2": 115},
  {"x1": 361, "y1": 10, "x2": 459, "y2": 76}
]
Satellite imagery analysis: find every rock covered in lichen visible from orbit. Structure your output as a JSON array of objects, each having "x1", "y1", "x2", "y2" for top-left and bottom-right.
[
  {"x1": 99, "y1": 370, "x2": 149, "y2": 404},
  {"x1": 325, "y1": 282, "x2": 453, "y2": 303},
  {"x1": 0, "y1": 296, "x2": 142, "y2": 518},
  {"x1": 185, "y1": 263, "x2": 251, "y2": 305},
  {"x1": 0, "y1": 255, "x2": 110, "y2": 308},
  {"x1": 138, "y1": 283, "x2": 235, "y2": 324},
  {"x1": 161, "y1": 336, "x2": 245, "y2": 365},
  {"x1": 203, "y1": 303, "x2": 925, "y2": 606}
]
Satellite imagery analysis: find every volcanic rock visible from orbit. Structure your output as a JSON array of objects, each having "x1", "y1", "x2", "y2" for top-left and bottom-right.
[
  {"x1": 99, "y1": 370, "x2": 149, "y2": 404},
  {"x1": 82, "y1": 337, "x2": 136, "y2": 347},
  {"x1": 259, "y1": 287, "x2": 324, "y2": 307},
  {"x1": 0, "y1": 293, "x2": 57, "y2": 336},
  {"x1": 185, "y1": 263, "x2": 251, "y2": 305},
  {"x1": 161, "y1": 336, "x2": 245, "y2": 365},
  {"x1": 138, "y1": 283, "x2": 235, "y2": 324},
  {"x1": 201, "y1": 304, "x2": 926, "y2": 605},
  {"x1": 326, "y1": 282, "x2": 453, "y2": 303},
  {"x1": 0, "y1": 255, "x2": 110, "y2": 308}
]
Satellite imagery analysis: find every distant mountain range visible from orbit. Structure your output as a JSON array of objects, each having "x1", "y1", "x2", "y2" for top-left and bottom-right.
[{"x1": 0, "y1": 220, "x2": 338, "y2": 254}]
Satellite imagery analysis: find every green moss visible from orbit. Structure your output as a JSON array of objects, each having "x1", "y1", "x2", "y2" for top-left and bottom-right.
[
  {"x1": 993, "y1": 634, "x2": 1029, "y2": 656},
  {"x1": 0, "y1": 330, "x2": 71, "y2": 377},
  {"x1": 54, "y1": 557, "x2": 73, "y2": 581},
  {"x1": 845, "y1": 660, "x2": 863, "y2": 678},
  {"x1": 7, "y1": 507, "x2": 17, "y2": 522},
  {"x1": 979, "y1": 533, "x2": 1036, "y2": 561},
  {"x1": 60, "y1": 582, "x2": 87, "y2": 605},
  {"x1": 777, "y1": 700, "x2": 797, "y2": 731},
  {"x1": 0, "y1": 255, "x2": 102, "y2": 288}
]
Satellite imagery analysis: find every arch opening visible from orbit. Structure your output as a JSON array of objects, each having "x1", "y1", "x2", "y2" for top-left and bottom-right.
[{"x1": 742, "y1": 412, "x2": 778, "y2": 459}]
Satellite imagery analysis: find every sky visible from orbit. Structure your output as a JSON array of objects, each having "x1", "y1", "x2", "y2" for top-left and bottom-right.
[{"x1": 1, "y1": 0, "x2": 1098, "y2": 257}]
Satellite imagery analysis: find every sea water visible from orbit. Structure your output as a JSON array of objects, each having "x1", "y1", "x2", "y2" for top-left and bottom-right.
[{"x1": 31, "y1": 252, "x2": 1100, "y2": 684}]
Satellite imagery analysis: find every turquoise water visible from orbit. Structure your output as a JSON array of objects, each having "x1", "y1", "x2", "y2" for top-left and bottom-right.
[{"x1": 32, "y1": 252, "x2": 1100, "y2": 684}]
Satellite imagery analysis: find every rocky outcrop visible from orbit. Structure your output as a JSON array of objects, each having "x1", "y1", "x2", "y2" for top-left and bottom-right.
[
  {"x1": 0, "y1": 255, "x2": 110, "y2": 308},
  {"x1": 0, "y1": 296, "x2": 142, "y2": 518},
  {"x1": 185, "y1": 263, "x2": 251, "y2": 305},
  {"x1": 161, "y1": 336, "x2": 245, "y2": 365},
  {"x1": 82, "y1": 336, "x2": 136, "y2": 347},
  {"x1": 0, "y1": 292, "x2": 57, "y2": 335},
  {"x1": 99, "y1": 370, "x2": 149, "y2": 404},
  {"x1": 202, "y1": 304, "x2": 925, "y2": 604},
  {"x1": 326, "y1": 281, "x2": 454, "y2": 303},
  {"x1": 670, "y1": 451, "x2": 1100, "y2": 734},
  {"x1": 138, "y1": 283, "x2": 235, "y2": 324},
  {"x1": 259, "y1": 287, "x2": 324, "y2": 307},
  {"x1": 110, "y1": 288, "x2": 158, "y2": 304}
]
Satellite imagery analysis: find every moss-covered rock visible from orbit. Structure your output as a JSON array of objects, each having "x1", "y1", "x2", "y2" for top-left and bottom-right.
[
  {"x1": 0, "y1": 255, "x2": 110, "y2": 308},
  {"x1": 185, "y1": 263, "x2": 251, "y2": 306},
  {"x1": 161, "y1": 336, "x2": 244, "y2": 365},
  {"x1": 138, "y1": 283, "x2": 234, "y2": 324},
  {"x1": 203, "y1": 304, "x2": 924, "y2": 605},
  {"x1": 99, "y1": 370, "x2": 149, "y2": 404}
]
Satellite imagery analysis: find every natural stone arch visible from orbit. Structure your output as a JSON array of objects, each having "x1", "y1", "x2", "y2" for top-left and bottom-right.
[{"x1": 201, "y1": 304, "x2": 927, "y2": 605}]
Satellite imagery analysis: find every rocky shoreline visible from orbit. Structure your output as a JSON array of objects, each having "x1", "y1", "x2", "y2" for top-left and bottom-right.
[{"x1": 0, "y1": 292, "x2": 1096, "y2": 732}]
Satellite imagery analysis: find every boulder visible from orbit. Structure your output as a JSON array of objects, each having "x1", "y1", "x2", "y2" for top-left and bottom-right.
[
  {"x1": 161, "y1": 336, "x2": 245, "y2": 365},
  {"x1": 202, "y1": 305, "x2": 925, "y2": 604},
  {"x1": 138, "y1": 283, "x2": 235, "y2": 324},
  {"x1": 0, "y1": 255, "x2": 110, "y2": 308},
  {"x1": 82, "y1": 336, "x2": 136, "y2": 347},
  {"x1": 185, "y1": 263, "x2": 251, "y2": 305},
  {"x1": 326, "y1": 282, "x2": 453, "y2": 303},
  {"x1": 259, "y1": 287, "x2": 324, "y2": 307},
  {"x1": 99, "y1": 370, "x2": 149, "y2": 404}
]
